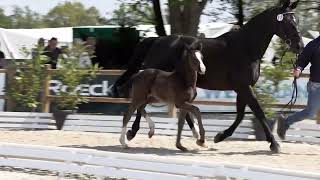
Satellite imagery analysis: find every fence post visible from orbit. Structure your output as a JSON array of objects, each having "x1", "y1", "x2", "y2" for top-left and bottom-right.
[
  {"x1": 316, "y1": 110, "x2": 320, "y2": 124},
  {"x1": 41, "y1": 64, "x2": 51, "y2": 113},
  {"x1": 5, "y1": 65, "x2": 16, "y2": 111},
  {"x1": 168, "y1": 104, "x2": 177, "y2": 118}
]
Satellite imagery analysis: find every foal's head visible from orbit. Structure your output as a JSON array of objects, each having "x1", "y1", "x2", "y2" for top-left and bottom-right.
[
  {"x1": 271, "y1": 0, "x2": 303, "y2": 53},
  {"x1": 183, "y1": 41, "x2": 206, "y2": 75}
]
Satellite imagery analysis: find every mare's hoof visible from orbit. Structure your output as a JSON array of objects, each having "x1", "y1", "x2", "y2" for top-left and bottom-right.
[
  {"x1": 148, "y1": 130, "x2": 154, "y2": 138},
  {"x1": 270, "y1": 142, "x2": 280, "y2": 153},
  {"x1": 126, "y1": 130, "x2": 136, "y2": 141},
  {"x1": 196, "y1": 140, "x2": 208, "y2": 148},
  {"x1": 214, "y1": 132, "x2": 227, "y2": 143},
  {"x1": 176, "y1": 144, "x2": 188, "y2": 152}
]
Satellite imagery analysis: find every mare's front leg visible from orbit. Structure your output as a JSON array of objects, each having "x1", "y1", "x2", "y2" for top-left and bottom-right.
[
  {"x1": 126, "y1": 110, "x2": 142, "y2": 141},
  {"x1": 177, "y1": 102, "x2": 207, "y2": 148},
  {"x1": 242, "y1": 86, "x2": 280, "y2": 153},
  {"x1": 214, "y1": 93, "x2": 246, "y2": 143}
]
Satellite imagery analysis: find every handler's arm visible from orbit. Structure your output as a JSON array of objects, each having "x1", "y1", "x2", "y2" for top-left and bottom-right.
[{"x1": 295, "y1": 41, "x2": 316, "y2": 71}]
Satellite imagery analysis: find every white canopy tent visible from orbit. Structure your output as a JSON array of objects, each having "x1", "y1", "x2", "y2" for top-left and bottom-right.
[{"x1": 0, "y1": 27, "x2": 73, "y2": 59}]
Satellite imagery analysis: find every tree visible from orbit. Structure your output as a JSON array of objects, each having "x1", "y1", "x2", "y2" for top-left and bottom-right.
[
  {"x1": 152, "y1": 0, "x2": 167, "y2": 36},
  {"x1": 296, "y1": 1, "x2": 320, "y2": 36},
  {"x1": 168, "y1": 0, "x2": 210, "y2": 35},
  {"x1": 205, "y1": 0, "x2": 268, "y2": 26},
  {"x1": 112, "y1": 0, "x2": 211, "y2": 36},
  {"x1": 44, "y1": 2, "x2": 104, "y2": 27},
  {"x1": 0, "y1": 8, "x2": 11, "y2": 28},
  {"x1": 9, "y1": 6, "x2": 43, "y2": 28},
  {"x1": 110, "y1": 0, "x2": 154, "y2": 27}
]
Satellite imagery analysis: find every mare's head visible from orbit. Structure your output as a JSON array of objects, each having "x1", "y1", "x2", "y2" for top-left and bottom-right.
[
  {"x1": 271, "y1": 0, "x2": 303, "y2": 53},
  {"x1": 183, "y1": 41, "x2": 206, "y2": 75}
]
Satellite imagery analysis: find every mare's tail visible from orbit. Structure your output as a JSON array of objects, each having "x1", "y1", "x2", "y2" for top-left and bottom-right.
[{"x1": 112, "y1": 37, "x2": 157, "y2": 97}]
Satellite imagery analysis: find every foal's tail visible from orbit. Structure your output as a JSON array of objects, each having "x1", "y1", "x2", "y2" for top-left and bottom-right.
[
  {"x1": 112, "y1": 37, "x2": 157, "y2": 97},
  {"x1": 117, "y1": 73, "x2": 138, "y2": 97}
]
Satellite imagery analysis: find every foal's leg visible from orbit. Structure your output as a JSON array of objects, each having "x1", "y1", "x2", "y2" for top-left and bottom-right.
[
  {"x1": 139, "y1": 106, "x2": 155, "y2": 138},
  {"x1": 214, "y1": 94, "x2": 246, "y2": 143},
  {"x1": 177, "y1": 102, "x2": 206, "y2": 147},
  {"x1": 126, "y1": 110, "x2": 142, "y2": 141},
  {"x1": 242, "y1": 86, "x2": 280, "y2": 153},
  {"x1": 186, "y1": 113, "x2": 200, "y2": 139},
  {"x1": 119, "y1": 103, "x2": 141, "y2": 148},
  {"x1": 176, "y1": 110, "x2": 188, "y2": 151},
  {"x1": 128, "y1": 108, "x2": 197, "y2": 141}
]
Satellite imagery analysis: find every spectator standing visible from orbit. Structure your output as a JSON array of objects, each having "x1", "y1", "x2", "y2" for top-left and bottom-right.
[{"x1": 43, "y1": 37, "x2": 62, "y2": 69}]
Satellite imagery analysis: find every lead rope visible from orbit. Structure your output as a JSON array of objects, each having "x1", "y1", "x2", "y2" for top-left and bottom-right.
[{"x1": 279, "y1": 53, "x2": 299, "y2": 114}]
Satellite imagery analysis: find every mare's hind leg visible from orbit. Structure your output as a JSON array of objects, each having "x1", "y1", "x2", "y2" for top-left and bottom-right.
[
  {"x1": 176, "y1": 110, "x2": 188, "y2": 151},
  {"x1": 139, "y1": 106, "x2": 155, "y2": 138},
  {"x1": 177, "y1": 102, "x2": 207, "y2": 148},
  {"x1": 214, "y1": 94, "x2": 246, "y2": 143}
]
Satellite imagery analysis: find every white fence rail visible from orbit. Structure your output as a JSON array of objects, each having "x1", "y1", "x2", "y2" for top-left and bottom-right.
[
  {"x1": 0, "y1": 112, "x2": 319, "y2": 144},
  {"x1": 65, "y1": 114, "x2": 255, "y2": 140},
  {"x1": 64, "y1": 114, "x2": 320, "y2": 144},
  {"x1": 0, "y1": 112, "x2": 55, "y2": 130},
  {"x1": 0, "y1": 143, "x2": 319, "y2": 180}
]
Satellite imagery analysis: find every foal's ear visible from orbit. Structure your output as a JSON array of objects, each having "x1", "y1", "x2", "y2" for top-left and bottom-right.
[
  {"x1": 197, "y1": 42, "x2": 203, "y2": 51},
  {"x1": 184, "y1": 44, "x2": 191, "y2": 52},
  {"x1": 183, "y1": 44, "x2": 191, "y2": 58},
  {"x1": 190, "y1": 41, "x2": 203, "y2": 51},
  {"x1": 290, "y1": 0, "x2": 299, "y2": 9}
]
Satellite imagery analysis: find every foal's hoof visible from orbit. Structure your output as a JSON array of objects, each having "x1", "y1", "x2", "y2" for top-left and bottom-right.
[
  {"x1": 214, "y1": 132, "x2": 227, "y2": 143},
  {"x1": 148, "y1": 130, "x2": 154, "y2": 138},
  {"x1": 270, "y1": 142, "x2": 281, "y2": 153},
  {"x1": 196, "y1": 140, "x2": 208, "y2": 148},
  {"x1": 176, "y1": 144, "x2": 188, "y2": 152},
  {"x1": 191, "y1": 126, "x2": 200, "y2": 139},
  {"x1": 126, "y1": 130, "x2": 136, "y2": 141},
  {"x1": 121, "y1": 144, "x2": 129, "y2": 149}
]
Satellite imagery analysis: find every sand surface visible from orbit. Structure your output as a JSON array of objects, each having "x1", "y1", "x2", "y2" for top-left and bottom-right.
[{"x1": 0, "y1": 130, "x2": 319, "y2": 176}]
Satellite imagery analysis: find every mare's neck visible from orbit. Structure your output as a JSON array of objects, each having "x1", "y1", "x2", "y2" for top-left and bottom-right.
[{"x1": 235, "y1": 10, "x2": 275, "y2": 61}]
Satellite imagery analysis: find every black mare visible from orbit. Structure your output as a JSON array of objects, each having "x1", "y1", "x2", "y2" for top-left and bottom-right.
[{"x1": 113, "y1": 0, "x2": 304, "y2": 153}]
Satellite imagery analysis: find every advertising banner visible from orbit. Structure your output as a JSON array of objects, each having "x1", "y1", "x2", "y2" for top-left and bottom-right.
[{"x1": 49, "y1": 74, "x2": 309, "y2": 113}]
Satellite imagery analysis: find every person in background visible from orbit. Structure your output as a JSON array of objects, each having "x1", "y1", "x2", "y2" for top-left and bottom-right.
[
  {"x1": 78, "y1": 36, "x2": 97, "y2": 68},
  {"x1": 86, "y1": 36, "x2": 96, "y2": 52},
  {"x1": 43, "y1": 37, "x2": 62, "y2": 69},
  {"x1": 85, "y1": 36, "x2": 97, "y2": 66},
  {"x1": 277, "y1": 35, "x2": 320, "y2": 139},
  {"x1": 0, "y1": 43, "x2": 7, "y2": 69},
  {"x1": 37, "y1": 38, "x2": 45, "y2": 48},
  {"x1": 32, "y1": 38, "x2": 45, "y2": 58}
]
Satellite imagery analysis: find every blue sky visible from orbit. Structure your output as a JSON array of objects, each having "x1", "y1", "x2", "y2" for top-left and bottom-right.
[{"x1": 0, "y1": 0, "x2": 119, "y2": 17}]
